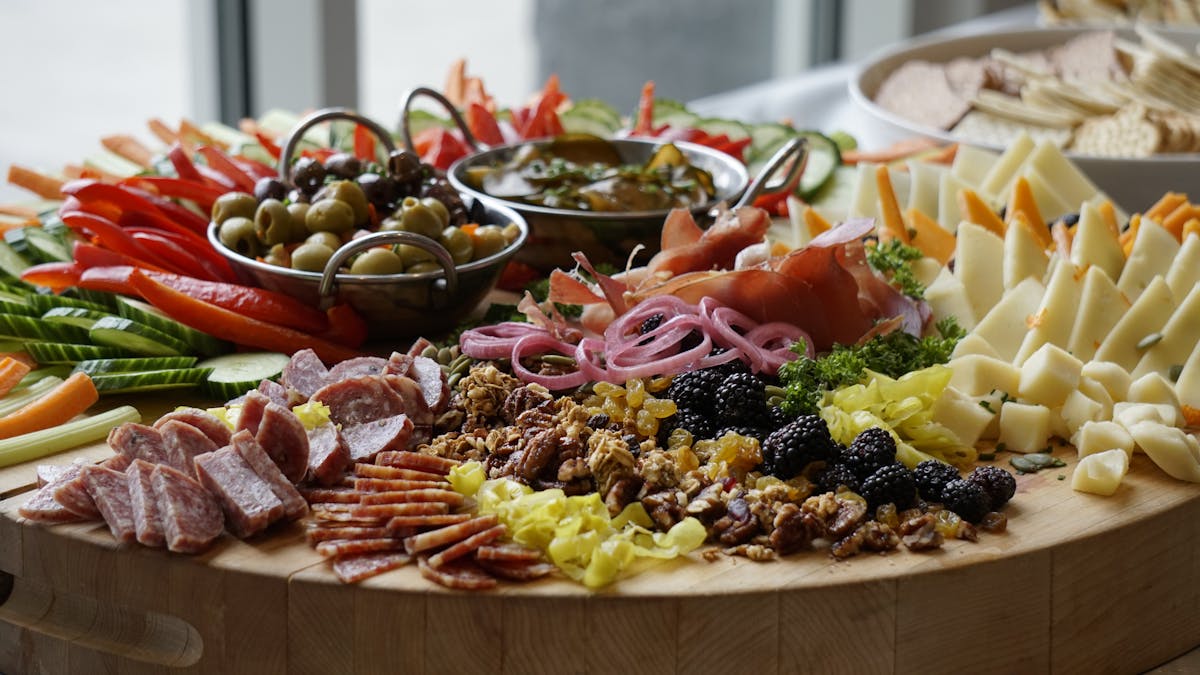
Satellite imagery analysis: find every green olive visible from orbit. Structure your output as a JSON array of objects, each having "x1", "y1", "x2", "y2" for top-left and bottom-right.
[
  {"x1": 395, "y1": 243, "x2": 434, "y2": 266},
  {"x1": 218, "y1": 217, "x2": 260, "y2": 257},
  {"x1": 305, "y1": 199, "x2": 355, "y2": 234},
  {"x1": 440, "y1": 226, "x2": 473, "y2": 265},
  {"x1": 379, "y1": 217, "x2": 404, "y2": 232},
  {"x1": 286, "y1": 202, "x2": 310, "y2": 228},
  {"x1": 211, "y1": 192, "x2": 257, "y2": 225},
  {"x1": 254, "y1": 199, "x2": 294, "y2": 246},
  {"x1": 263, "y1": 243, "x2": 291, "y2": 268},
  {"x1": 405, "y1": 261, "x2": 443, "y2": 274},
  {"x1": 306, "y1": 231, "x2": 342, "y2": 251},
  {"x1": 472, "y1": 225, "x2": 508, "y2": 260},
  {"x1": 326, "y1": 180, "x2": 370, "y2": 226},
  {"x1": 501, "y1": 222, "x2": 522, "y2": 244},
  {"x1": 349, "y1": 248, "x2": 405, "y2": 275},
  {"x1": 421, "y1": 197, "x2": 450, "y2": 228},
  {"x1": 397, "y1": 196, "x2": 442, "y2": 238},
  {"x1": 291, "y1": 242, "x2": 335, "y2": 272}
]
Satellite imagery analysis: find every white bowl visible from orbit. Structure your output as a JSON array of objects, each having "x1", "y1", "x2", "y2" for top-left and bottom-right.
[{"x1": 850, "y1": 27, "x2": 1200, "y2": 212}]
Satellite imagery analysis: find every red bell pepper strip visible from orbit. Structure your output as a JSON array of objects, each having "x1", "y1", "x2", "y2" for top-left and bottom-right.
[
  {"x1": 129, "y1": 270, "x2": 360, "y2": 364},
  {"x1": 129, "y1": 232, "x2": 217, "y2": 281},
  {"x1": 633, "y1": 81, "x2": 656, "y2": 136},
  {"x1": 415, "y1": 128, "x2": 470, "y2": 171},
  {"x1": 73, "y1": 242, "x2": 168, "y2": 272},
  {"x1": 254, "y1": 131, "x2": 282, "y2": 161},
  {"x1": 509, "y1": 107, "x2": 530, "y2": 135},
  {"x1": 466, "y1": 102, "x2": 504, "y2": 146},
  {"x1": 195, "y1": 165, "x2": 239, "y2": 192},
  {"x1": 116, "y1": 209, "x2": 208, "y2": 248},
  {"x1": 711, "y1": 137, "x2": 752, "y2": 162},
  {"x1": 232, "y1": 156, "x2": 276, "y2": 181},
  {"x1": 300, "y1": 148, "x2": 337, "y2": 163},
  {"x1": 121, "y1": 186, "x2": 209, "y2": 236},
  {"x1": 353, "y1": 124, "x2": 374, "y2": 162},
  {"x1": 59, "y1": 211, "x2": 177, "y2": 271},
  {"x1": 77, "y1": 265, "x2": 138, "y2": 295},
  {"x1": 20, "y1": 262, "x2": 82, "y2": 292},
  {"x1": 139, "y1": 270, "x2": 331, "y2": 334},
  {"x1": 123, "y1": 226, "x2": 237, "y2": 283},
  {"x1": 120, "y1": 177, "x2": 226, "y2": 213},
  {"x1": 167, "y1": 143, "x2": 204, "y2": 183},
  {"x1": 62, "y1": 180, "x2": 210, "y2": 244},
  {"x1": 197, "y1": 147, "x2": 255, "y2": 192},
  {"x1": 752, "y1": 158, "x2": 805, "y2": 217},
  {"x1": 319, "y1": 303, "x2": 369, "y2": 349},
  {"x1": 71, "y1": 198, "x2": 123, "y2": 223}
]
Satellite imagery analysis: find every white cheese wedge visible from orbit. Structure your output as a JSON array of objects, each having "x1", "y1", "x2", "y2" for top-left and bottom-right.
[
  {"x1": 847, "y1": 163, "x2": 881, "y2": 221},
  {"x1": 1013, "y1": 258, "x2": 1082, "y2": 366},
  {"x1": 1021, "y1": 166, "x2": 1075, "y2": 223},
  {"x1": 1074, "y1": 421, "x2": 1134, "y2": 460},
  {"x1": 1118, "y1": 221, "x2": 1180, "y2": 302},
  {"x1": 998, "y1": 401, "x2": 1052, "y2": 453},
  {"x1": 1165, "y1": 233, "x2": 1200, "y2": 301},
  {"x1": 949, "y1": 354, "x2": 1021, "y2": 398},
  {"x1": 1019, "y1": 342, "x2": 1082, "y2": 408},
  {"x1": 1071, "y1": 448, "x2": 1130, "y2": 496},
  {"x1": 1078, "y1": 376, "x2": 1115, "y2": 421},
  {"x1": 1114, "y1": 402, "x2": 1179, "y2": 430},
  {"x1": 936, "y1": 171, "x2": 979, "y2": 233},
  {"x1": 951, "y1": 333, "x2": 1001, "y2": 360},
  {"x1": 1174, "y1": 338, "x2": 1200, "y2": 420},
  {"x1": 1127, "y1": 372, "x2": 1183, "y2": 422},
  {"x1": 1018, "y1": 140, "x2": 1102, "y2": 210},
  {"x1": 1067, "y1": 267, "x2": 1131, "y2": 363},
  {"x1": 1094, "y1": 276, "x2": 1176, "y2": 372},
  {"x1": 931, "y1": 386, "x2": 995, "y2": 447},
  {"x1": 1069, "y1": 201, "x2": 1124, "y2": 281},
  {"x1": 1003, "y1": 215, "x2": 1050, "y2": 290},
  {"x1": 906, "y1": 160, "x2": 945, "y2": 223},
  {"x1": 911, "y1": 257, "x2": 943, "y2": 289},
  {"x1": 955, "y1": 222, "x2": 1006, "y2": 322},
  {"x1": 1128, "y1": 421, "x2": 1200, "y2": 482},
  {"x1": 950, "y1": 144, "x2": 997, "y2": 189},
  {"x1": 980, "y1": 132, "x2": 1036, "y2": 199},
  {"x1": 974, "y1": 277, "x2": 1044, "y2": 362},
  {"x1": 1081, "y1": 361, "x2": 1132, "y2": 403},
  {"x1": 925, "y1": 268, "x2": 977, "y2": 331},
  {"x1": 1133, "y1": 284, "x2": 1200, "y2": 380},
  {"x1": 1060, "y1": 390, "x2": 1104, "y2": 439},
  {"x1": 978, "y1": 390, "x2": 1006, "y2": 440}
]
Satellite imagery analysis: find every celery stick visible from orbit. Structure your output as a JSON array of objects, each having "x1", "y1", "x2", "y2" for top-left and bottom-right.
[
  {"x1": 13, "y1": 366, "x2": 72, "y2": 391},
  {"x1": 0, "y1": 405, "x2": 140, "y2": 468},
  {"x1": 0, "y1": 377, "x2": 61, "y2": 417}
]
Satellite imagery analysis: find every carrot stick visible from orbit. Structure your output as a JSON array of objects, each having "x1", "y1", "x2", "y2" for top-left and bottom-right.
[
  {"x1": 62, "y1": 164, "x2": 119, "y2": 183},
  {"x1": 919, "y1": 143, "x2": 959, "y2": 166},
  {"x1": 0, "y1": 357, "x2": 32, "y2": 400},
  {"x1": 905, "y1": 207, "x2": 956, "y2": 264},
  {"x1": 958, "y1": 188, "x2": 1006, "y2": 238},
  {"x1": 875, "y1": 166, "x2": 910, "y2": 244},
  {"x1": 0, "y1": 205, "x2": 39, "y2": 219},
  {"x1": 1162, "y1": 202, "x2": 1196, "y2": 241},
  {"x1": 841, "y1": 138, "x2": 939, "y2": 165},
  {"x1": 803, "y1": 207, "x2": 832, "y2": 238},
  {"x1": 1183, "y1": 218, "x2": 1200, "y2": 242},
  {"x1": 0, "y1": 372, "x2": 98, "y2": 440},
  {"x1": 101, "y1": 135, "x2": 155, "y2": 168},
  {"x1": 1010, "y1": 177, "x2": 1047, "y2": 245},
  {"x1": 147, "y1": 118, "x2": 179, "y2": 145},
  {"x1": 444, "y1": 58, "x2": 467, "y2": 108},
  {"x1": 1121, "y1": 214, "x2": 1141, "y2": 257},
  {"x1": 6, "y1": 165, "x2": 64, "y2": 199},
  {"x1": 1144, "y1": 192, "x2": 1186, "y2": 222},
  {"x1": 1097, "y1": 200, "x2": 1120, "y2": 238},
  {"x1": 179, "y1": 119, "x2": 225, "y2": 150}
]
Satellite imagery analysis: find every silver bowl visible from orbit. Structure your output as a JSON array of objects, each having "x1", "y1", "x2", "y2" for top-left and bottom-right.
[{"x1": 400, "y1": 87, "x2": 806, "y2": 272}]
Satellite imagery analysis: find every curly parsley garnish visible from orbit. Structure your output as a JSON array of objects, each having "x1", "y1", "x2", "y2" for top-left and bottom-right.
[{"x1": 866, "y1": 239, "x2": 926, "y2": 300}]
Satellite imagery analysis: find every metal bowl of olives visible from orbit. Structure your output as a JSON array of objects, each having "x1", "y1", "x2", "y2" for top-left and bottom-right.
[{"x1": 401, "y1": 87, "x2": 806, "y2": 272}]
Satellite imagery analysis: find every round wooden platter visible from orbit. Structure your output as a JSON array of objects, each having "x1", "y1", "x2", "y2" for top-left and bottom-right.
[{"x1": 2, "y1": 402, "x2": 1200, "y2": 674}]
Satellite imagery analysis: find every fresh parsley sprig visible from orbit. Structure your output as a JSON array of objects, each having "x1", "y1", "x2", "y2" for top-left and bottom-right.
[{"x1": 866, "y1": 239, "x2": 926, "y2": 300}]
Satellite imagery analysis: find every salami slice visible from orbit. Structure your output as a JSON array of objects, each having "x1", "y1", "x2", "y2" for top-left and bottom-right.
[
  {"x1": 315, "y1": 537, "x2": 406, "y2": 557},
  {"x1": 81, "y1": 465, "x2": 137, "y2": 543},
  {"x1": 311, "y1": 375, "x2": 407, "y2": 427},
  {"x1": 384, "y1": 352, "x2": 414, "y2": 378},
  {"x1": 151, "y1": 464, "x2": 223, "y2": 554},
  {"x1": 403, "y1": 515, "x2": 499, "y2": 555},
  {"x1": 50, "y1": 464, "x2": 101, "y2": 520},
  {"x1": 375, "y1": 451, "x2": 459, "y2": 475},
  {"x1": 418, "y1": 555, "x2": 496, "y2": 590},
  {"x1": 306, "y1": 423, "x2": 351, "y2": 486},
  {"x1": 411, "y1": 356, "x2": 450, "y2": 414},
  {"x1": 474, "y1": 559, "x2": 556, "y2": 582},
  {"x1": 340, "y1": 415, "x2": 413, "y2": 463},
  {"x1": 308, "y1": 508, "x2": 387, "y2": 525},
  {"x1": 427, "y1": 524, "x2": 505, "y2": 569},
  {"x1": 353, "y1": 478, "x2": 445, "y2": 493},
  {"x1": 299, "y1": 487, "x2": 360, "y2": 504},
  {"x1": 386, "y1": 514, "x2": 473, "y2": 530},
  {"x1": 100, "y1": 454, "x2": 132, "y2": 472},
  {"x1": 351, "y1": 502, "x2": 449, "y2": 519},
  {"x1": 230, "y1": 430, "x2": 307, "y2": 521},
  {"x1": 383, "y1": 375, "x2": 433, "y2": 429},
  {"x1": 326, "y1": 356, "x2": 387, "y2": 383},
  {"x1": 257, "y1": 378, "x2": 289, "y2": 408},
  {"x1": 354, "y1": 465, "x2": 443, "y2": 482},
  {"x1": 35, "y1": 463, "x2": 71, "y2": 488},
  {"x1": 159, "y1": 420, "x2": 218, "y2": 477},
  {"x1": 305, "y1": 525, "x2": 391, "y2": 544},
  {"x1": 255, "y1": 403, "x2": 310, "y2": 483},
  {"x1": 333, "y1": 551, "x2": 413, "y2": 584},
  {"x1": 475, "y1": 544, "x2": 544, "y2": 563},
  {"x1": 125, "y1": 459, "x2": 166, "y2": 547},
  {"x1": 108, "y1": 423, "x2": 172, "y2": 466},
  {"x1": 235, "y1": 390, "x2": 269, "y2": 437},
  {"x1": 19, "y1": 463, "x2": 90, "y2": 524},
  {"x1": 153, "y1": 408, "x2": 231, "y2": 447},
  {"x1": 193, "y1": 447, "x2": 284, "y2": 538},
  {"x1": 358, "y1": 489, "x2": 464, "y2": 506},
  {"x1": 280, "y1": 348, "x2": 329, "y2": 400}
]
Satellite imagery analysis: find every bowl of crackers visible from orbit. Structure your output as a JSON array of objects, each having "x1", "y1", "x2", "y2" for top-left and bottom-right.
[{"x1": 851, "y1": 26, "x2": 1200, "y2": 210}]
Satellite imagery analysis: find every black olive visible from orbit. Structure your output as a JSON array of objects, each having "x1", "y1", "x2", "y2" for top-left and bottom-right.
[
  {"x1": 254, "y1": 177, "x2": 288, "y2": 202},
  {"x1": 421, "y1": 180, "x2": 468, "y2": 226},
  {"x1": 387, "y1": 149, "x2": 422, "y2": 184},
  {"x1": 292, "y1": 156, "x2": 327, "y2": 193},
  {"x1": 357, "y1": 173, "x2": 397, "y2": 210},
  {"x1": 286, "y1": 188, "x2": 310, "y2": 205},
  {"x1": 325, "y1": 153, "x2": 362, "y2": 180}
]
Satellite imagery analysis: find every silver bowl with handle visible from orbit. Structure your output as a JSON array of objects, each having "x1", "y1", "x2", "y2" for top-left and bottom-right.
[
  {"x1": 400, "y1": 87, "x2": 807, "y2": 272},
  {"x1": 210, "y1": 107, "x2": 528, "y2": 339}
]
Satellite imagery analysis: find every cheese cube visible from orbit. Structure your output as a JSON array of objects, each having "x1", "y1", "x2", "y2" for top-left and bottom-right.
[
  {"x1": 950, "y1": 355, "x2": 1021, "y2": 397},
  {"x1": 951, "y1": 333, "x2": 1001, "y2": 360},
  {"x1": 1081, "y1": 361, "x2": 1131, "y2": 403},
  {"x1": 932, "y1": 386, "x2": 995, "y2": 447},
  {"x1": 1114, "y1": 402, "x2": 1179, "y2": 430},
  {"x1": 978, "y1": 391, "x2": 1006, "y2": 440},
  {"x1": 1048, "y1": 408, "x2": 1070, "y2": 441},
  {"x1": 1074, "y1": 421, "x2": 1135, "y2": 459},
  {"x1": 1128, "y1": 421, "x2": 1200, "y2": 482},
  {"x1": 999, "y1": 401, "x2": 1052, "y2": 453},
  {"x1": 1071, "y1": 448, "x2": 1130, "y2": 496},
  {"x1": 1077, "y1": 376, "x2": 1115, "y2": 420},
  {"x1": 1019, "y1": 343, "x2": 1082, "y2": 408},
  {"x1": 1060, "y1": 390, "x2": 1104, "y2": 439}
]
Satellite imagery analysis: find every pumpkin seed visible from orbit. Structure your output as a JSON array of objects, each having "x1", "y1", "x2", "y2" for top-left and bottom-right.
[
  {"x1": 1010, "y1": 456, "x2": 1038, "y2": 473},
  {"x1": 1136, "y1": 332, "x2": 1163, "y2": 350},
  {"x1": 540, "y1": 354, "x2": 576, "y2": 367},
  {"x1": 420, "y1": 345, "x2": 439, "y2": 359}
]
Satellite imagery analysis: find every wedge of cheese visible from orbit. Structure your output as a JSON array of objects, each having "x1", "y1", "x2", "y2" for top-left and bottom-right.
[
  {"x1": 1016, "y1": 140, "x2": 1101, "y2": 210},
  {"x1": 954, "y1": 222, "x2": 1006, "y2": 322},
  {"x1": 974, "y1": 277, "x2": 1045, "y2": 363},
  {"x1": 951, "y1": 333, "x2": 1001, "y2": 360},
  {"x1": 1174, "y1": 340, "x2": 1200, "y2": 421},
  {"x1": 1021, "y1": 166, "x2": 1075, "y2": 224},
  {"x1": 1067, "y1": 266, "x2": 1131, "y2": 362},
  {"x1": 979, "y1": 132, "x2": 1035, "y2": 199},
  {"x1": 906, "y1": 160, "x2": 946, "y2": 223},
  {"x1": 1094, "y1": 276, "x2": 1176, "y2": 372},
  {"x1": 1071, "y1": 448, "x2": 1129, "y2": 495},
  {"x1": 1003, "y1": 215, "x2": 1050, "y2": 290},
  {"x1": 1129, "y1": 421, "x2": 1200, "y2": 482},
  {"x1": 1165, "y1": 233, "x2": 1200, "y2": 301},
  {"x1": 950, "y1": 144, "x2": 998, "y2": 189},
  {"x1": 1132, "y1": 284, "x2": 1200, "y2": 379},
  {"x1": 847, "y1": 163, "x2": 881, "y2": 221},
  {"x1": 1069, "y1": 201, "x2": 1124, "y2": 281},
  {"x1": 1118, "y1": 221, "x2": 1180, "y2": 302},
  {"x1": 1014, "y1": 258, "x2": 1082, "y2": 365},
  {"x1": 925, "y1": 267, "x2": 977, "y2": 331},
  {"x1": 937, "y1": 171, "x2": 979, "y2": 233}
]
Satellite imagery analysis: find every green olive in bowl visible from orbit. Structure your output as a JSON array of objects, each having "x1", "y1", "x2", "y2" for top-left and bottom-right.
[
  {"x1": 218, "y1": 216, "x2": 260, "y2": 257},
  {"x1": 305, "y1": 199, "x2": 355, "y2": 234},
  {"x1": 349, "y1": 247, "x2": 405, "y2": 275},
  {"x1": 291, "y1": 242, "x2": 335, "y2": 272},
  {"x1": 212, "y1": 191, "x2": 258, "y2": 225}
]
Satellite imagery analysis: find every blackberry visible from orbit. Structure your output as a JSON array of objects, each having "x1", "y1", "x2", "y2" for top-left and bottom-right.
[
  {"x1": 967, "y1": 465, "x2": 1017, "y2": 510},
  {"x1": 714, "y1": 372, "x2": 769, "y2": 428},
  {"x1": 859, "y1": 462, "x2": 917, "y2": 510},
  {"x1": 707, "y1": 348, "x2": 752, "y2": 378},
  {"x1": 638, "y1": 313, "x2": 664, "y2": 335},
  {"x1": 912, "y1": 460, "x2": 961, "y2": 503},
  {"x1": 768, "y1": 405, "x2": 796, "y2": 431},
  {"x1": 760, "y1": 414, "x2": 838, "y2": 478},
  {"x1": 940, "y1": 478, "x2": 990, "y2": 523},
  {"x1": 667, "y1": 369, "x2": 722, "y2": 415},
  {"x1": 815, "y1": 463, "x2": 860, "y2": 494},
  {"x1": 844, "y1": 427, "x2": 897, "y2": 479},
  {"x1": 668, "y1": 410, "x2": 714, "y2": 440},
  {"x1": 714, "y1": 425, "x2": 766, "y2": 442}
]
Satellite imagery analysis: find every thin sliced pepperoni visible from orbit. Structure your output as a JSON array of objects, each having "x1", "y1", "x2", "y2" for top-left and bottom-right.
[
  {"x1": 475, "y1": 544, "x2": 544, "y2": 563},
  {"x1": 315, "y1": 537, "x2": 406, "y2": 557},
  {"x1": 354, "y1": 464, "x2": 442, "y2": 482},
  {"x1": 403, "y1": 515, "x2": 499, "y2": 555},
  {"x1": 333, "y1": 551, "x2": 412, "y2": 584},
  {"x1": 418, "y1": 555, "x2": 496, "y2": 590},
  {"x1": 386, "y1": 514, "x2": 473, "y2": 530},
  {"x1": 358, "y1": 489, "x2": 464, "y2": 506},
  {"x1": 474, "y1": 558, "x2": 556, "y2": 582},
  {"x1": 375, "y1": 450, "x2": 459, "y2": 474},
  {"x1": 428, "y1": 524, "x2": 505, "y2": 569}
]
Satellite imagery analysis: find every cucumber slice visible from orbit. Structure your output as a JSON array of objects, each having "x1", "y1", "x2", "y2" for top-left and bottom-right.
[
  {"x1": 3, "y1": 229, "x2": 30, "y2": 257},
  {"x1": 694, "y1": 118, "x2": 751, "y2": 141},
  {"x1": 0, "y1": 282, "x2": 34, "y2": 297},
  {"x1": 0, "y1": 290, "x2": 34, "y2": 316},
  {"x1": 41, "y1": 307, "x2": 118, "y2": 330},
  {"x1": 560, "y1": 109, "x2": 622, "y2": 138},
  {"x1": 26, "y1": 293, "x2": 111, "y2": 314},
  {"x1": 0, "y1": 313, "x2": 90, "y2": 343},
  {"x1": 748, "y1": 130, "x2": 842, "y2": 201},
  {"x1": 0, "y1": 241, "x2": 31, "y2": 281},
  {"x1": 89, "y1": 316, "x2": 190, "y2": 357},
  {"x1": 26, "y1": 342, "x2": 132, "y2": 364},
  {"x1": 565, "y1": 99, "x2": 622, "y2": 129},
  {"x1": 114, "y1": 297, "x2": 231, "y2": 357},
  {"x1": 74, "y1": 356, "x2": 199, "y2": 375},
  {"x1": 650, "y1": 100, "x2": 699, "y2": 130},
  {"x1": 23, "y1": 228, "x2": 72, "y2": 263},
  {"x1": 197, "y1": 352, "x2": 291, "y2": 400},
  {"x1": 68, "y1": 288, "x2": 121, "y2": 310},
  {"x1": 748, "y1": 122, "x2": 797, "y2": 160},
  {"x1": 90, "y1": 367, "x2": 214, "y2": 395}
]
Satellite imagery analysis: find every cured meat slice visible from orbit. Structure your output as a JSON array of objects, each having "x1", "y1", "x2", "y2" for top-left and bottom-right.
[
  {"x1": 281, "y1": 348, "x2": 329, "y2": 399},
  {"x1": 36, "y1": 464, "x2": 70, "y2": 488},
  {"x1": 311, "y1": 375, "x2": 407, "y2": 427},
  {"x1": 230, "y1": 430, "x2": 307, "y2": 521},
  {"x1": 153, "y1": 407, "x2": 231, "y2": 447},
  {"x1": 48, "y1": 462, "x2": 101, "y2": 520},
  {"x1": 406, "y1": 337, "x2": 434, "y2": 358},
  {"x1": 255, "y1": 403, "x2": 310, "y2": 483},
  {"x1": 306, "y1": 423, "x2": 351, "y2": 486},
  {"x1": 235, "y1": 390, "x2": 269, "y2": 437},
  {"x1": 333, "y1": 551, "x2": 412, "y2": 584},
  {"x1": 475, "y1": 544, "x2": 544, "y2": 563},
  {"x1": 375, "y1": 451, "x2": 459, "y2": 475},
  {"x1": 340, "y1": 415, "x2": 413, "y2": 463},
  {"x1": 159, "y1": 420, "x2": 218, "y2": 477},
  {"x1": 427, "y1": 524, "x2": 505, "y2": 568},
  {"x1": 193, "y1": 447, "x2": 284, "y2": 538},
  {"x1": 309, "y1": 507, "x2": 387, "y2": 524},
  {"x1": 326, "y1": 356, "x2": 387, "y2": 383},
  {"x1": 383, "y1": 375, "x2": 433, "y2": 428},
  {"x1": 100, "y1": 454, "x2": 132, "y2": 472},
  {"x1": 353, "y1": 478, "x2": 444, "y2": 493},
  {"x1": 359, "y1": 489, "x2": 464, "y2": 506},
  {"x1": 305, "y1": 525, "x2": 391, "y2": 544},
  {"x1": 19, "y1": 463, "x2": 90, "y2": 524},
  {"x1": 151, "y1": 464, "x2": 223, "y2": 554},
  {"x1": 351, "y1": 502, "x2": 448, "y2": 519},
  {"x1": 411, "y1": 356, "x2": 449, "y2": 413},
  {"x1": 299, "y1": 487, "x2": 360, "y2": 504},
  {"x1": 81, "y1": 465, "x2": 137, "y2": 543},
  {"x1": 418, "y1": 555, "x2": 496, "y2": 590},
  {"x1": 403, "y1": 515, "x2": 500, "y2": 555},
  {"x1": 353, "y1": 465, "x2": 443, "y2": 482},
  {"x1": 386, "y1": 514, "x2": 473, "y2": 529},
  {"x1": 257, "y1": 378, "x2": 289, "y2": 408},
  {"x1": 125, "y1": 459, "x2": 166, "y2": 547},
  {"x1": 384, "y1": 352, "x2": 414, "y2": 378},
  {"x1": 108, "y1": 423, "x2": 172, "y2": 466},
  {"x1": 474, "y1": 558, "x2": 556, "y2": 582},
  {"x1": 315, "y1": 537, "x2": 406, "y2": 557}
]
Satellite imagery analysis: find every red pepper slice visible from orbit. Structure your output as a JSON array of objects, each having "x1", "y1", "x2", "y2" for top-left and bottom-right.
[
  {"x1": 59, "y1": 211, "x2": 177, "y2": 270},
  {"x1": 195, "y1": 165, "x2": 239, "y2": 192},
  {"x1": 353, "y1": 124, "x2": 374, "y2": 162},
  {"x1": 123, "y1": 226, "x2": 237, "y2": 283},
  {"x1": 711, "y1": 137, "x2": 753, "y2": 162},
  {"x1": 119, "y1": 177, "x2": 226, "y2": 213},
  {"x1": 73, "y1": 242, "x2": 168, "y2": 272},
  {"x1": 466, "y1": 102, "x2": 505, "y2": 146},
  {"x1": 254, "y1": 131, "x2": 282, "y2": 161},
  {"x1": 129, "y1": 269, "x2": 360, "y2": 364},
  {"x1": 72, "y1": 198, "x2": 123, "y2": 223},
  {"x1": 232, "y1": 156, "x2": 276, "y2": 181},
  {"x1": 497, "y1": 260, "x2": 541, "y2": 292},
  {"x1": 129, "y1": 232, "x2": 216, "y2": 281},
  {"x1": 121, "y1": 186, "x2": 209, "y2": 236},
  {"x1": 319, "y1": 303, "x2": 369, "y2": 349},
  {"x1": 197, "y1": 146, "x2": 256, "y2": 192},
  {"x1": 167, "y1": 143, "x2": 204, "y2": 183},
  {"x1": 20, "y1": 262, "x2": 82, "y2": 292},
  {"x1": 633, "y1": 81, "x2": 656, "y2": 136},
  {"x1": 78, "y1": 265, "x2": 138, "y2": 295},
  {"x1": 416, "y1": 128, "x2": 469, "y2": 171},
  {"x1": 138, "y1": 270, "x2": 331, "y2": 334}
]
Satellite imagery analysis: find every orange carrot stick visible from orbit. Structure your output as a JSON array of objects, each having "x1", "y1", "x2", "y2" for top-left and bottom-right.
[
  {"x1": 841, "y1": 138, "x2": 939, "y2": 165},
  {"x1": 100, "y1": 135, "x2": 155, "y2": 168},
  {"x1": 803, "y1": 207, "x2": 832, "y2": 238},
  {"x1": 0, "y1": 357, "x2": 32, "y2": 400},
  {"x1": 875, "y1": 166, "x2": 910, "y2": 244},
  {"x1": 147, "y1": 118, "x2": 179, "y2": 145},
  {"x1": 906, "y1": 207, "x2": 956, "y2": 264},
  {"x1": 0, "y1": 372, "x2": 98, "y2": 440},
  {"x1": 1144, "y1": 192, "x2": 1186, "y2": 222},
  {"x1": 958, "y1": 188, "x2": 1006, "y2": 238},
  {"x1": 6, "y1": 165, "x2": 64, "y2": 200}
]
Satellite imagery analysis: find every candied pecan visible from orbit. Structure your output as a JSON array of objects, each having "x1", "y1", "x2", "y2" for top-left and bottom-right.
[
  {"x1": 501, "y1": 384, "x2": 554, "y2": 424},
  {"x1": 801, "y1": 492, "x2": 840, "y2": 523},
  {"x1": 900, "y1": 515, "x2": 944, "y2": 551},
  {"x1": 768, "y1": 503, "x2": 813, "y2": 555},
  {"x1": 724, "y1": 544, "x2": 776, "y2": 562},
  {"x1": 713, "y1": 498, "x2": 758, "y2": 546},
  {"x1": 858, "y1": 520, "x2": 900, "y2": 551},
  {"x1": 587, "y1": 430, "x2": 635, "y2": 496},
  {"x1": 642, "y1": 490, "x2": 687, "y2": 530},
  {"x1": 686, "y1": 483, "x2": 727, "y2": 521},
  {"x1": 557, "y1": 457, "x2": 591, "y2": 482},
  {"x1": 830, "y1": 528, "x2": 864, "y2": 559},
  {"x1": 956, "y1": 521, "x2": 979, "y2": 542},
  {"x1": 516, "y1": 429, "x2": 559, "y2": 481},
  {"x1": 828, "y1": 500, "x2": 868, "y2": 540},
  {"x1": 701, "y1": 548, "x2": 723, "y2": 562},
  {"x1": 604, "y1": 476, "x2": 642, "y2": 515},
  {"x1": 515, "y1": 408, "x2": 556, "y2": 432}
]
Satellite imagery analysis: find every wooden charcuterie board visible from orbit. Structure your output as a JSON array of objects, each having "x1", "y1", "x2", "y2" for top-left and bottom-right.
[{"x1": 1, "y1": 399, "x2": 1199, "y2": 674}]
